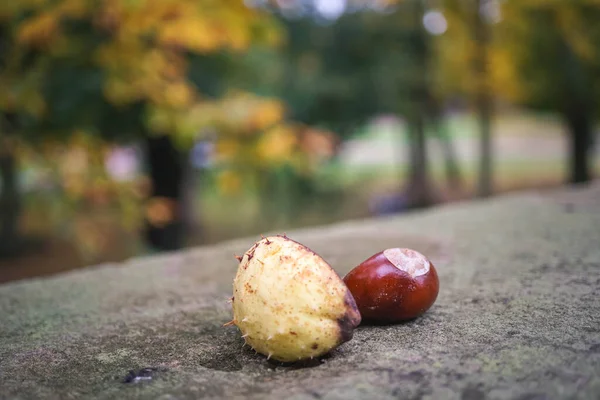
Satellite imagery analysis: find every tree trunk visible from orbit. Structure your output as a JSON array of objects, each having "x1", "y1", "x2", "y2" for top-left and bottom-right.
[
  {"x1": 181, "y1": 147, "x2": 203, "y2": 243},
  {"x1": 0, "y1": 147, "x2": 20, "y2": 252},
  {"x1": 428, "y1": 96, "x2": 463, "y2": 190},
  {"x1": 556, "y1": 14, "x2": 593, "y2": 184},
  {"x1": 404, "y1": 106, "x2": 431, "y2": 208},
  {"x1": 564, "y1": 109, "x2": 592, "y2": 184},
  {"x1": 474, "y1": 0, "x2": 493, "y2": 197},
  {"x1": 143, "y1": 134, "x2": 186, "y2": 251},
  {"x1": 0, "y1": 112, "x2": 24, "y2": 257},
  {"x1": 403, "y1": 0, "x2": 433, "y2": 209},
  {"x1": 438, "y1": 124, "x2": 463, "y2": 190}
]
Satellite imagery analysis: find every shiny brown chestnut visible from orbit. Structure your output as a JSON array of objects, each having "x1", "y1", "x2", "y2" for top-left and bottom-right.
[{"x1": 343, "y1": 248, "x2": 439, "y2": 323}]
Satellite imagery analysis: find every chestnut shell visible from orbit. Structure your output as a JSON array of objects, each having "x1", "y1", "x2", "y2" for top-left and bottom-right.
[{"x1": 343, "y1": 249, "x2": 439, "y2": 323}]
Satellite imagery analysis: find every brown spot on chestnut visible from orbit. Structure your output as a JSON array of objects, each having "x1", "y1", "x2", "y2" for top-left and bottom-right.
[
  {"x1": 311, "y1": 343, "x2": 319, "y2": 350},
  {"x1": 336, "y1": 290, "x2": 362, "y2": 343},
  {"x1": 343, "y1": 248, "x2": 439, "y2": 323}
]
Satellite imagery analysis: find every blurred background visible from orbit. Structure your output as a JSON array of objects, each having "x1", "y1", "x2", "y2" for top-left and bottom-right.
[{"x1": 0, "y1": 0, "x2": 598, "y2": 283}]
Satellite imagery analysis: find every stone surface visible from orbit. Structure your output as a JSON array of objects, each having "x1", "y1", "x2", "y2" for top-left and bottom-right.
[{"x1": 1, "y1": 182, "x2": 600, "y2": 400}]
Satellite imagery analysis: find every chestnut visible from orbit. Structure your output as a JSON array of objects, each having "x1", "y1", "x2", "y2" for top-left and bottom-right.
[
  {"x1": 343, "y1": 248, "x2": 439, "y2": 323},
  {"x1": 229, "y1": 235, "x2": 361, "y2": 362}
]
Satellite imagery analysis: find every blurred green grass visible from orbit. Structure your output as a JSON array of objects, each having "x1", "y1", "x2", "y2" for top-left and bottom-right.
[{"x1": 198, "y1": 109, "x2": 600, "y2": 242}]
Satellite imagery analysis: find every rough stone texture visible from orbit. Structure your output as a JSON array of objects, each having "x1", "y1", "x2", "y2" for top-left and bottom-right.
[{"x1": 1, "y1": 182, "x2": 600, "y2": 400}]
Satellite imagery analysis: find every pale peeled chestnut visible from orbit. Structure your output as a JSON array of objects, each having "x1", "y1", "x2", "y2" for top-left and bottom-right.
[
  {"x1": 229, "y1": 235, "x2": 361, "y2": 362},
  {"x1": 343, "y1": 248, "x2": 439, "y2": 323}
]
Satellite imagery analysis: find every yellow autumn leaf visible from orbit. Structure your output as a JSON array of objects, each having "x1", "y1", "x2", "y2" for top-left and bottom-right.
[
  {"x1": 56, "y1": 0, "x2": 88, "y2": 18},
  {"x1": 489, "y1": 48, "x2": 523, "y2": 103},
  {"x1": 172, "y1": 81, "x2": 195, "y2": 107},
  {"x1": 17, "y1": 12, "x2": 59, "y2": 47},
  {"x1": 146, "y1": 106, "x2": 178, "y2": 134},
  {"x1": 215, "y1": 139, "x2": 241, "y2": 162},
  {"x1": 256, "y1": 124, "x2": 297, "y2": 165},
  {"x1": 217, "y1": 170, "x2": 243, "y2": 196},
  {"x1": 145, "y1": 196, "x2": 177, "y2": 227},
  {"x1": 156, "y1": 12, "x2": 226, "y2": 53},
  {"x1": 104, "y1": 77, "x2": 137, "y2": 105},
  {"x1": 249, "y1": 100, "x2": 286, "y2": 132}
]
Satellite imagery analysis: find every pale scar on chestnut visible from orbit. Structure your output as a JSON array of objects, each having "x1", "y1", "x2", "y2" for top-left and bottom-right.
[{"x1": 383, "y1": 248, "x2": 430, "y2": 277}]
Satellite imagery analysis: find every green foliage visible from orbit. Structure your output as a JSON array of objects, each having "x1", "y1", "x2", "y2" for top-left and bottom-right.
[{"x1": 233, "y1": 6, "x2": 432, "y2": 139}]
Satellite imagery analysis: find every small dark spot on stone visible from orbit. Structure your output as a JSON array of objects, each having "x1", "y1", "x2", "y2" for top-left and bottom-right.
[
  {"x1": 453, "y1": 372, "x2": 467, "y2": 381},
  {"x1": 507, "y1": 330, "x2": 520, "y2": 337},
  {"x1": 514, "y1": 393, "x2": 550, "y2": 400},
  {"x1": 461, "y1": 385, "x2": 485, "y2": 400},
  {"x1": 536, "y1": 264, "x2": 550, "y2": 273},
  {"x1": 589, "y1": 343, "x2": 600, "y2": 352},
  {"x1": 122, "y1": 367, "x2": 166, "y2": 384},
  {"x1": 471, "y1": 297, "x2": 481, "y2": 304},
  {"x1": 311, "y1": 343, "x2": 319, "y2": 350},
  {"x1": 405, "y1": 370, "x2": 425, "y2": 383}
]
